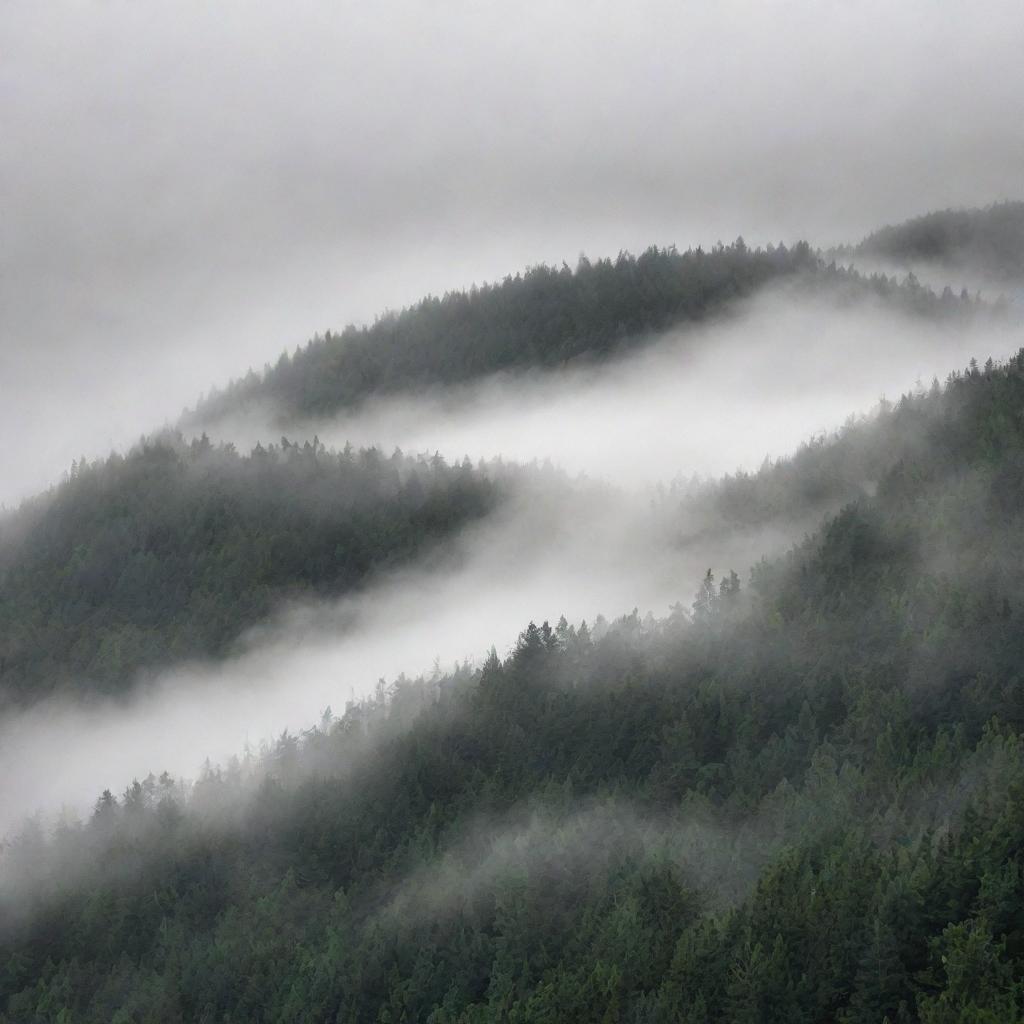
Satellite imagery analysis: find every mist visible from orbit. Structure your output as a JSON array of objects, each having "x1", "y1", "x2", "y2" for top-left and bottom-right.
[
  {"x1": 0, "y1": 467, "x2": 815, "y2": 836},
  {"x1": 8, "y1": 2, "x2": 1024, "y2": 1014},
  {"x1": 4, "y1": 0, "x2": 1023, "y2": 506},
  {"x1": 3, "y1": 283, "x2": 1022, "y2": 834},
  {"x1": 201, "y1": 285, "x2": 1024, "y2": 488},
  {"x1": 376, "y1": 743, "x2": 1011, "y2": 932}
]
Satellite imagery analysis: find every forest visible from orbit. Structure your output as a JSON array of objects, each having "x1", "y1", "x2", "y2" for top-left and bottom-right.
[
  {"x1": 7, "y1": 2, "x2": 1024, "y2": 1019},
  {"x1": 1, "y1": 241, "x2": 992, "y2": 711},
  {"x1": 6, "y1": 351, "x2": 1024, "y2": 1021},
  {"x1": 187, "y1": 241, "x2": 988, "y2": 431},
  {"x1": 0, "y1": 437, "x2": 500, "y2": 704},
  {"x1": 847, "y1": 201, "x2": 1024, "y2": 282},
  {"x1": 2, "y1": 203, "x2": 1024, "y2": 1023}
]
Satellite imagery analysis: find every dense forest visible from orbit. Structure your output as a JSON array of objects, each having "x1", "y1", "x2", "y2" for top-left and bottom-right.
[
  {"x1": 186, "y1": 240, "x2": 1000, "y2": 433},
  {"x1": 0, "y1": 325, "x2": 979, "y2": 711},
  {"x1": 847, "y1": 201, "x2": 1024, "y2": 282},
  {"x1": 3, "y1": 238, "x2": 994, "y2": 710},
  {"x1": 190, "y1": 238, "x2": 1000, "y2": 438},
  {"x1": 7, "y1": 352, "x2": 1024, "y2": 1021},
  {"x1": 0, "y1": 437, "x2": 500, "y2": 705},
  {"x1": 188, "y1": 241, "x2": 817, "y2": 425},
  {"x1": 7, "y1": 0, "x2": 1024, "y2": 1012}
]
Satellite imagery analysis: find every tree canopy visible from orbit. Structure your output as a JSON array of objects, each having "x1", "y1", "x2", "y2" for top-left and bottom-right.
[
  {"x1": 850, "y1": 200, "x2": 1024, "y2": 281},
  {"x1": 188, "y1": 242, "x2": 817, "y2": 425},
  {"x1": 7, "y1": 353, "x2": 1024, "y2": 1021},
  {"x1": 0, "y1": 435, "x2": 501, "y2": 705}
]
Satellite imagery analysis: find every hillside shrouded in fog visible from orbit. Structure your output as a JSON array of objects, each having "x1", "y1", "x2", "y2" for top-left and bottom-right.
[
  {"x1": 8, "y1": 350, "x2": 1024, "y2": 1020},
  {"x1": 5, "y1": 0, "x2": 1024, "y2": 1020},
  {"x1": 1, "y1": 256, "x2": 1019, "y2": 835},
  {"x1": 0, "y1": 438, "x2": 502, "y2": 705},
  {"x1": 4, "y1": 0, "x2": 1024, "y2": 505},
  {"x1": 850, "y1": 201, "x2": 1024, "y2": 284},
  {"x1": 3, "y1": 211, "x2": 1024, "y2": 1021}
]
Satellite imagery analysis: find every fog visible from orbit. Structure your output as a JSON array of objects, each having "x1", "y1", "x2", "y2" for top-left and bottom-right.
[
  {"x1": 0, "y1": 470, "x2": 815, "y2": 836},
  {"x1": 378, "y1": 800, "x2": 766, "y2": 925},
  {"x1": 7, "y1": 4, "x2": 1024, "y2": 1009},
  {"x1": 376, "y1": 732, "x2": 1019, "y2": 927},
  {"x1": 3, "y1": 284, "x2": 1023, "y2": 834},
  {"x1": 3, "y1": 0, "x2": 1023, "y2": 505},
  {"x1": 837, "y1": 255, "x2": 1024, "y2": 308},
  {"x1": 2, "y1": 0, "x2": 1023, "y2": 870},
  {"x1": 202, "y1": 286, "x2": 1024, "y2": 487}
]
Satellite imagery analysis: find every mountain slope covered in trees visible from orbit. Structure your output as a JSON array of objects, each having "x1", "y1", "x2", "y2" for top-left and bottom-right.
[
  {"x1": 188, "y1": 236, "x2": 999, "y2": 434},
  {"x1": 7, "y1": 353, "x2": 1024, "y2": 1021},
  {"x1": 189, "y1": 241, "x2": 816, "y2": 425},
  {"x1": 0, "y1": 437, "x2": 500, "y2": 705},
  {"x1": 849, "y1": 201, "x2": 1024, "y2": 282}
]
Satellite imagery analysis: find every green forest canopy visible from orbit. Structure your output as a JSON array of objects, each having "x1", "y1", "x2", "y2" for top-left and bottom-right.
[
  {"x1": 3, "y1": 233, "x2": 996, "y2": 709},
  {"x1": 0, "y1": 436, "x2": 501, "y2": 705},
  {"x1": 188, "y1": 238, "x2": 990, "y2": 430},
  {"x1": 7, "y1": 353, "x2": 1024, "y2": 1021},
  {"x1": 189, "y1": 240, "x2": 815, "y2": 424},
  {"x1": 4, "y1": 207, "x2": 1024, "y2": 1020}
]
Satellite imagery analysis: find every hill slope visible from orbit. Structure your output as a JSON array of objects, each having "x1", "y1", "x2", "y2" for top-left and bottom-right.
[
  {"x1": 189, "y1": 241, "x2": 816, "y2": 425},
  {"x1": 0, "y1": 437, "x2": 500, "y2": 705},
  {"x1": 188, "y1": 237, "x2": 994, "y2": 436},
  {"x1": 851, "y1": 200, "x2": 1024, "y2": 282},
  {"x1": 6, "y1": 353, "x2": 1024, "y2": 1021}
]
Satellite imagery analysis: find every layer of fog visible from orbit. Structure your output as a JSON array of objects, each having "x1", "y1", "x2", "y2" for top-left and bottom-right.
[
  {"x1": 4, "y1": 0, "x2": 1023, "y2": 506},
  {"x1": 203, "y1": 286, "x2": 1024, "y2": 489},
  {"x1": 4, "y1": 290, "x2": 1022, "y2": 834},
  {"x1": 376, "y1": 729, "x2": 1021, "y2": 928},
  {"x1": 0, "y1": 476, "x2": 815, "y2": 838},
  {"x1": 837, "y1": 257, "x2": 1024, "y2": 309},
  {"x1": 380, "y1": 800, "x2": 766, "y2": 925}
]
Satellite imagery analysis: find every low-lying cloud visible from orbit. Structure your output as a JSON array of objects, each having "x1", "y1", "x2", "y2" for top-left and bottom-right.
[
  {"x1": 0, "y1": 472, "x2": 814, "y2": 837},
  {"x1": 3, "y1": 287, "x2": 1022, "y2": 834},
  {"x1": 4, "y1": 0, "x2": 1023, "y2": 505},
  {"x1": 203, "y1": 286, "x2": 1024, "y2": 488}
]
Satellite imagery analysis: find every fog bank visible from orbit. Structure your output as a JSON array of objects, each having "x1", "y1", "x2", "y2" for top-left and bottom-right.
[
  {"x1": 203, "y1": 288, "x2": 1024, "y2": 488},
  {"x1": 4, "y1": 0, "x2": 1023, "y2": 505},
  {"x1": 0, "y1": 475, "x2": 815, "y2": 836},
  {"x1": 4, "y1": 287, "x2": 1022, "y2": 832}
]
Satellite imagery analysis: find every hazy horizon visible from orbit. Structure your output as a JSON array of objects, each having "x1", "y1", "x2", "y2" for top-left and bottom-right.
[{"x1": 4, "y1": 0, "x2": 1024, "y2": 504}]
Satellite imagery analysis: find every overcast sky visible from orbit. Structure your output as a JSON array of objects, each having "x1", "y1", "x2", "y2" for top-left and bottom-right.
[{"x1": 3, "y1": 0, "x2": 1023, "y2": 504}]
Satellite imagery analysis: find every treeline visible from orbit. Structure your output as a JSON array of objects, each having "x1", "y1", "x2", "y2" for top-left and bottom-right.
[
  {"x1": 0, "y1": 436, "x2": 501, "y2": 705},
  {"x1": 187, "y1": 238, "x2": 999, "y2": 433},
  {"x1": 7, "y1": 353, "x2": 1024, "y2": 1020},
  {"x1": 849, "y1": 200, "x2": 1024, "y2": 281},
  {"x1": 670, "y1": 355, "x2": 992, "y2": 545},
  {"x1": 189, "y1": 240, "x2": 818, "y2": 424}
]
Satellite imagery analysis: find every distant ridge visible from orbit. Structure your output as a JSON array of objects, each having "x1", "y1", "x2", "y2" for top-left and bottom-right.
[
  {"x1": 187, "y1": 241, "x2": 817, "y2": 425},
  {"x1": 186, "y1": 231, "x2": 991, "y2": 432},
  {"x1": 848, "y1": 200, "x2": 1024, "y2": 281}
]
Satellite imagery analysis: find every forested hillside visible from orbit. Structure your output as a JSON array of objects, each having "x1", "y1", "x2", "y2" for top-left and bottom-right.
[
  {"x1": 7, "y1": 0, "x2": 1024, "y2": 1018},
  {"x1": 0, "y1": 307, "x2": 984, "y2": 712},
  {"x1": 849, "y1": 201, "x2": 1024, "y2": 282},
  {"x1": 0, "y1": 437, "x2": 500, "y2": 705},
  {"x1": 188, "y1": 240, "x2": 996, "y2": 433},
  {"x1": 7, "y1": 353, "x2": 1024, "y2": 1021},
  {"x1": 190, "y1": 241, "x2": 815, "y2": 425}
]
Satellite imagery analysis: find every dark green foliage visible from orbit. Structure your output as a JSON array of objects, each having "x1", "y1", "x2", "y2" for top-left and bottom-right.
[
  {"x1": 187, "y1": 237, "x2": 995, "y2": 439},
  {"x1": 190, "y1": 241, "x2": 818, "y2": 424},
  {"x1": 0, "y1": 435, "x2": 500, "y2": 704},
  {"x1": 7, "y1": 355, "x2": 1024, "y2": 1019},
  {"x1": 851, "y1": 200, "x2": 1024, "y2": 281}
]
